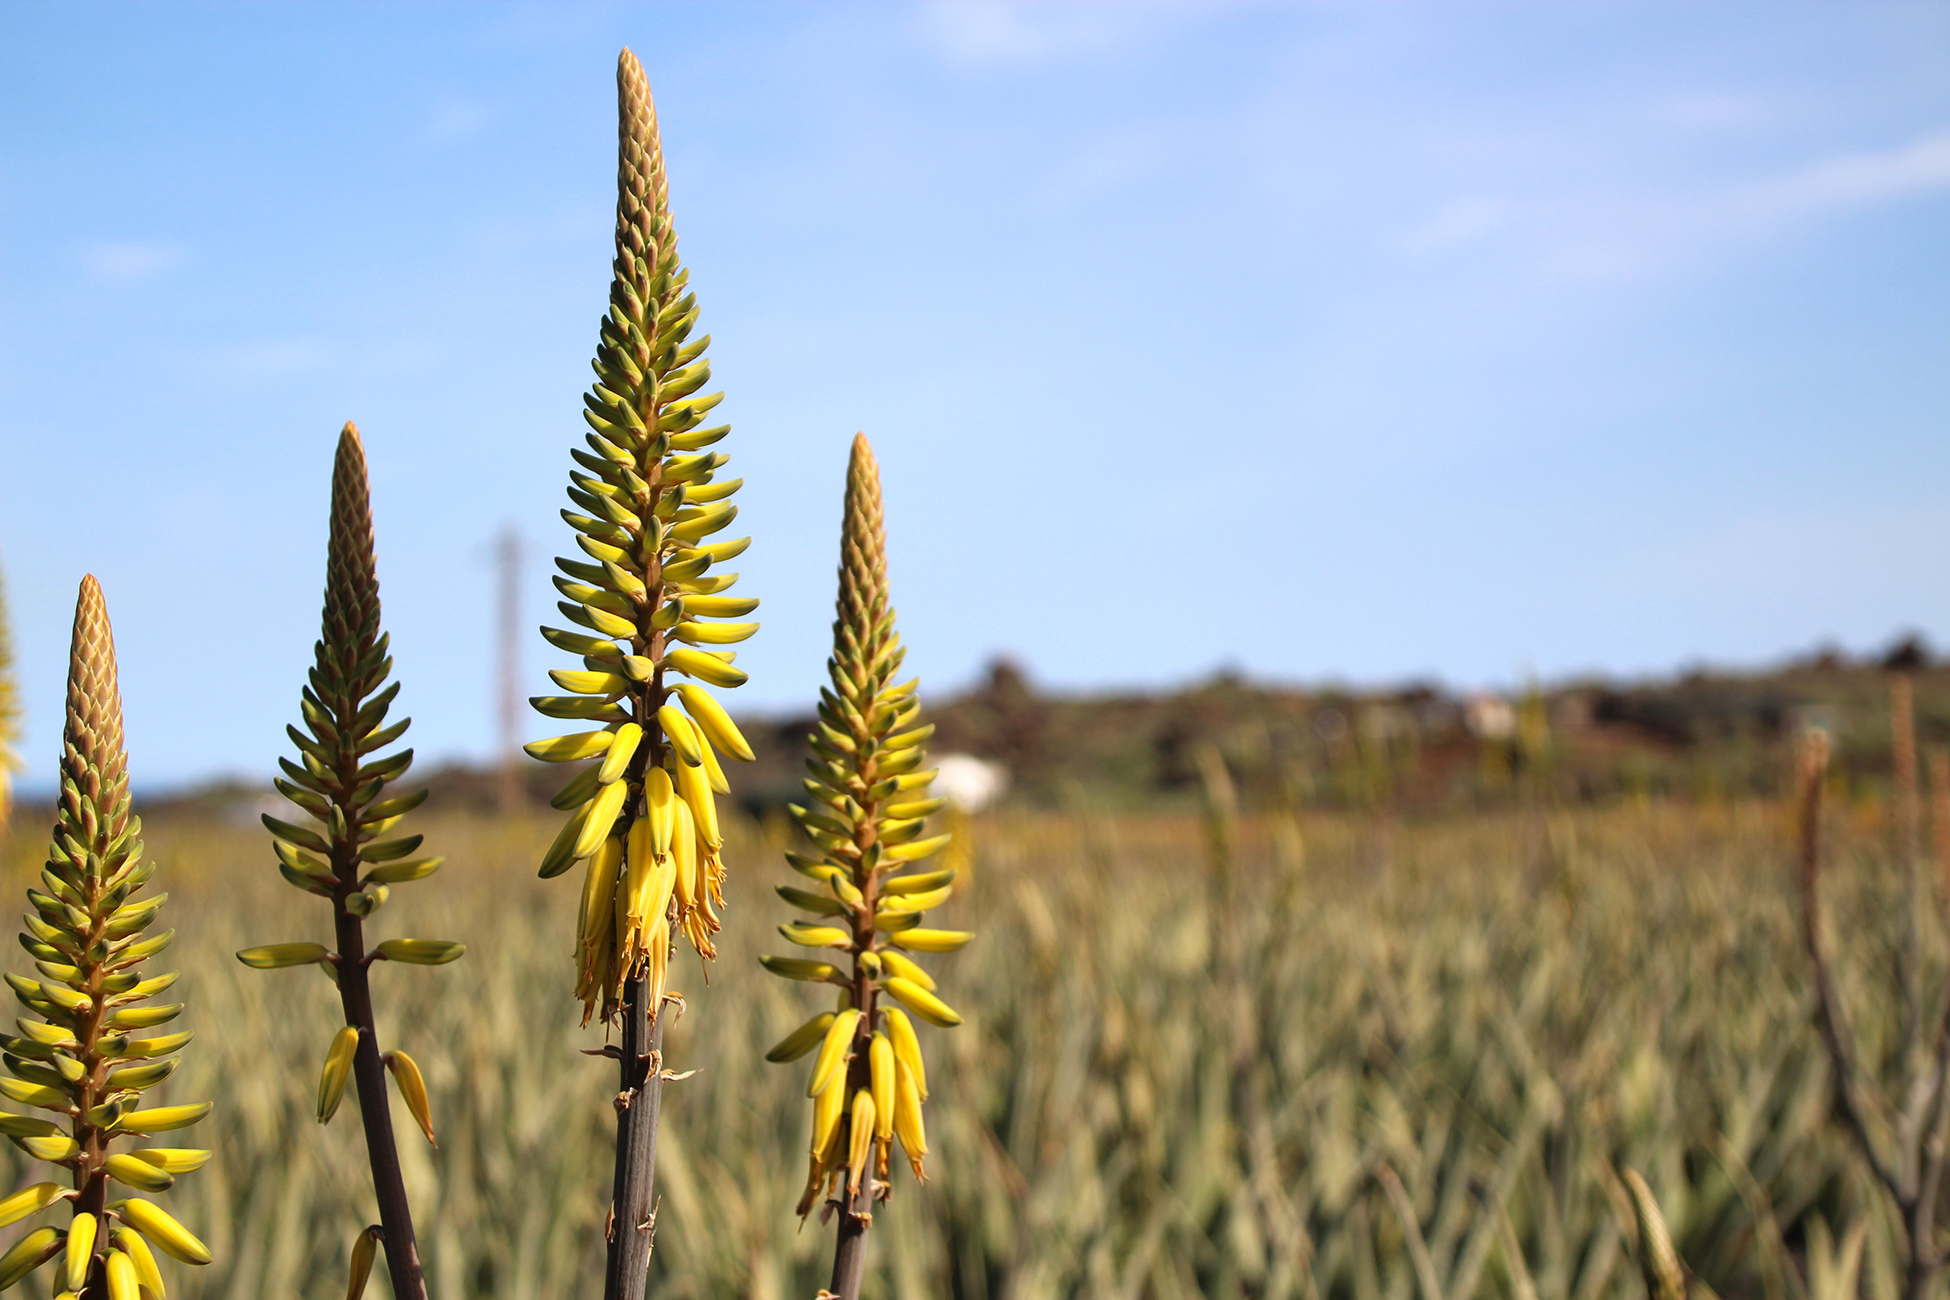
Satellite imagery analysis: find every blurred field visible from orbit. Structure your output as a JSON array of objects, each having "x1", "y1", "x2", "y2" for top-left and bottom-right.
[{"x1": 0, "y1": 794, "x2": 1922, "y2": 1299}]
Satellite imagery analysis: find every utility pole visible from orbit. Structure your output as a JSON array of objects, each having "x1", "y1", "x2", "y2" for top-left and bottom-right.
[{"x1": 495, "y1": 525, "x2": 523, "y2": 816}]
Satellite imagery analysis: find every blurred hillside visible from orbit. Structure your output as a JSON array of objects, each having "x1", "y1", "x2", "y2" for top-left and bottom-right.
[
  {"x1": 111, "y1": 634, "x2": 1948, "y2": 825},
  {"x1": 903, "y1": 638, "x2": 1948, "y2": 814}
]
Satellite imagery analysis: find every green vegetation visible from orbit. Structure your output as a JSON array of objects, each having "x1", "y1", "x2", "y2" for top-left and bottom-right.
[
  {"x1": 893, "y1": 654, "x2": 1950, "y2": 815},
  {"x1": 0, "y1": 783, "x2": 1929, "y2": 1298}
]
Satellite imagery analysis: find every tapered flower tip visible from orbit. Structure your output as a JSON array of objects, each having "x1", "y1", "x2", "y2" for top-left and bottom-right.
[
  {"x1": 64, "y1": 575, "x2": 126, "y2": 791},
  {"x1": 839, "y1": 434, "x2": 888, "y2": 625},
  {"x1": 612, "y1": 47, "x2": 666, "y2": 273},
  {"x1": 849, "y1": 432, "x2": 876, "y2": 477},
  {"x1": 846, "y1": 432, "x2": 881, "y2": 507},
  {"x1": 334, "y1": 422, "x2": 369, "y2": 514},
  {"x1": 617, "y1": 48, "x2": 654, "y2": 135},
  {"x1": 325, "y1": 423, "x2": 377, "y2": 633}
]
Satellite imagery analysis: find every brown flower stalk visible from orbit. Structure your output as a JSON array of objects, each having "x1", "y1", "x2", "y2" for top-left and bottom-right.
[{"x1": 1801, "y1": 726, "x2": 1950, "y2": 1300}]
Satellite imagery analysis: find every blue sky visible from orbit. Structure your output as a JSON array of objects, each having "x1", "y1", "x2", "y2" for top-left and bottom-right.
[{"x1": 2, "y1": 2, "x2": 1946, "y2": 790}]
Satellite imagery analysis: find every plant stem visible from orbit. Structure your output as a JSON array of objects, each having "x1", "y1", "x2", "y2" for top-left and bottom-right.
[
  {"x1": 829, "y1": 1183, "x2": 872, "y2": 1299},
  {"x1": 604, "y1": 972, "x2": 667, "y2": 1300},
  {"x1": 1802, "y1": 728, "x2": 1950, "y2": 1300},
  {"x1": 334, "y1": 904, "x2": 426, "y2": 1300},
  {"x1": 601, "y1": 494, "x2": 672, "y2": 1300},
  {"x1": 827, "y1": 990, "x2": 877, "y2": 1300},
  {"x1": 74, "y1": 874, "x2": 112, "y2": 1300},
  {"x1": 1895, "y1": 675, "x2": 1924, "y2": 1070},
  {"x1": 828, "y1": 820, "x2": 883, "y2": 1300}
]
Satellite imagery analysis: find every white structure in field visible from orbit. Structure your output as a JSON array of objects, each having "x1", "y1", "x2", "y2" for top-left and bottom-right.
[
  {"x1": 932, "y1": 753, "x2": 1009, "y2": 811},
  {"x1": 1464, "y1": 693, "x2": 1516, "y2": 740}
]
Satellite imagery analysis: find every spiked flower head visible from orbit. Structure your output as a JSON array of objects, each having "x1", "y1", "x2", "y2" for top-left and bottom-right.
[
  {"x1": 763, "y1": 435, "x2": 968, "y2": 1219},
  {"x1": 243, "y1": 425, "x2": 459, "y2": 1300},
  {"x1": 253, "y1": 426, "x2": 454, "y2": 923},
  {"x1": 0, "y1": 577, "x2": 211, "y2": 1297},
  {"x1": 528, "y1": 48, "x2": 759, "y2": 1026},
  {"x1": 0, "y1": 562, "x2": 22, "y2": 838}
]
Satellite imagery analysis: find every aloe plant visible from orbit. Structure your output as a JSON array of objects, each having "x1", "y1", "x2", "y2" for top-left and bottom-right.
[
  {"x1": 0, "y1": 576, "x2": 212, "y2": 1298},
  {"x1": 524, "y1": 48, "x2": 757, "y2": 1300},
  {"x1": 240, "y1": 424, "x2": 462, "y2": 1300},
  {"x1": 761, "y1": 435, "x2": 966, "y2": 1299}
]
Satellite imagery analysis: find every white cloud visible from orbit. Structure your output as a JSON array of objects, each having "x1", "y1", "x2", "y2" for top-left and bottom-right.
[
  {"x1": 424, "y1": 95, "x2": 489, "y2": 144},
  {"x1": 1578, "y1": 124, "x2": 1950, "y2": 280},
  {"x1": 1400, "y1": 195, "x2": 1508, "y2": 256},
  {"x1": 1651, "y1": 90, "x2": 1771, "y2": 131},
  {"x1": 1390, "y1": 124, "x2": 1950, "y2": 286},
  {"x1": 1036, "y1": 130, "x2": 1161, "y2": 209},
  {"x1": 1754, "y1": 126, "x2": 1950, "y2": 215},
  {"x1": 211, "y1": 339, "x2": 337, "y2": 378},
  {"x1": 80, "y1": 241, "x2": 184, "y2": 284},
  {"x1": 915, "y1": 0, "x2": 1224, "y2": 67},
  {"x1": 202, "y1": 334, "x2": 451, "y2": 381}
]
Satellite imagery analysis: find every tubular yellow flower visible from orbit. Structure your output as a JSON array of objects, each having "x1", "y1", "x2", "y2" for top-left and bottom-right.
[
  {"x1": 533, "y1": 48, "x2": 758, "y2": 1028},
  {"x1": 0, "y1": 578, "x2": 211, "y2": 1296},
  {"x1": 531, "y1": 49, "x2": 760, "y2": 1300},
  {"x1": 759, "y1": 435, "x2": 972, "y2": 1298}
]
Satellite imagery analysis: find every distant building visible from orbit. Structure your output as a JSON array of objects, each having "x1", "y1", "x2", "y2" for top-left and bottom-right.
[
  {"x1": 1464, "y1": 694, "x2": 1516, "y2": 740},
  {"x1": 933, "y1": 753, "x2": 1010, "y2": 811}
]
